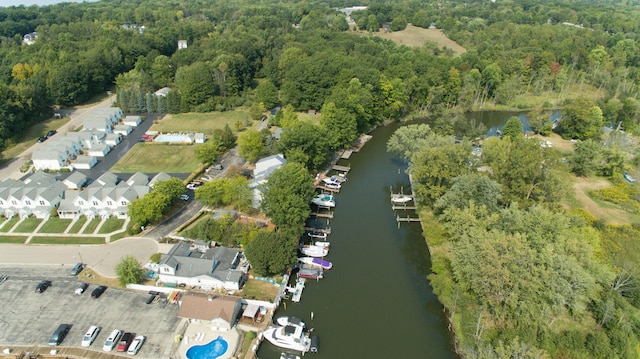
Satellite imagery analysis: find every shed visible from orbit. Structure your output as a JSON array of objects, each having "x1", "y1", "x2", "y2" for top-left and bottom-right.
[
  {"x1": 73, "y1": 156, "x2": 97, "y2": 170},
  {"x1": 113, "y1": 125, "x2": 133, "y2": 136},
  {"x1": 195, "y1": 133, "x2": 206, "y2": 144},
  {"x1": 123, "y1": 116, "x2": 142, "y2": 127},
  {"x1": 63, "y1": 172, "x2": 88, "y2": 189},
  {"x1": 242, "y1": 304, "x2": 260, "y2": 319}
]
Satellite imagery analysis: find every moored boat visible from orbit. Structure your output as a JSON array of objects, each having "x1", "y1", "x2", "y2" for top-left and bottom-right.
[
  {"x1": 624, "y1": 172, "x2": 636, "y2": 183},
  {"x1": 300, "y1": 245, "x2": 329, "y2": 257},
  {"x1": 313, "y1": 241, "x2": 330, "y2": 248},
  {"x1": 298, "y1": 257, "x2": 333, "y2": 270},
  {"x1": 307, "y1": 231, "x2": 327, "y2": 239},
  {"x1": 297, "y1": 264, "x2": 323, "y2": 280},
  {"x1": 391, "y1": 194, "x2": 412, "y2": 203},
  {"x1": 311, "y1": 193, "x2": 335, "y2": 207},
  {"x1": 263, "y1": 324, "x2": 311, "y2": 353},
  {"x1": 276, "y1": 316, "x2": 305, "y2": 327}
]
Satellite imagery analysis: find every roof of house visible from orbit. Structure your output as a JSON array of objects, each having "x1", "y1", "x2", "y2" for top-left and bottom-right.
[
  {"x1": 114, "y1": 124, "x2": 132, "y2": 131},
  {"x1": 63, "y1": 172, "x2": 88, "y2": 187},
  {"x1": 96, "y1": 172, "x2": 118, "y2": 186},
  {"x1": 105, "y1": 133, "x2": 122, "y2": 141},
  {"x1": 177, "y1": 292, "x2": 240, "y2": 322},
  {"x1": 154, "y1": 87, "x2": 171, "y2": 97},
  {"x1": 195, "y1": 133, "x2": 205, "y2": 140},
  {"x1": 159, "y1": 243, "x2": 243, "y2": 283},
  {"x1": 149, "y1": 172, "x2": 172, "y2": 187},
  {"x1": 127, "y1": 172, "x2": 149, "y2": 186},
  {"x1": 32, "y1": 149, "x2": 65, "y2": 161},
  {"x1": 75, "y1": 155, "x2": 96, "y2": 164}
]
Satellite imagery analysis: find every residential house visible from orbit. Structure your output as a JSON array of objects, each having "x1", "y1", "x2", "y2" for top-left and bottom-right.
[
  {"x1": 32, "y1": 149, "x2": 69, "y2": 171},
  {"x1": 87, "y1": 144, "x2": 111, "y2": 158},
  {"x1": 65, "y1": 130, "x2": 106, "y2": 150},
  {"x1": 149, "y1": 172, "x2": 172, "y2": 187},
  {"x1": 105, "y1": 133, "x2": 122, "y2": 146},
  {"x1": 248, "y1": 154, "x2": 286, "y2": 207},
  {"x1": 83, "y1": 116, "x2": 114, "y2": 133},
  {"x1": 72, "y1": 155, "x2": 97, "y2": 170},
  {"x1": 0, "y1": 172, "x2": 66, "y2": 219},
  {"x1": 113, "y1": 124, "x2": 132, "y2": 136},
  {"x1": 23, "y1": 32, "x2": 37, "y2": 45},
  {"x1": 178, "y1": 40, "x2": 188, "y2": 49},
  {"x1": 177, "y1": 292, "x2": 242, "y2": 331},
  {"x1": 154, "y1": 87, "x2": 171, "y2": 97},
  {"x1": 63, "y1": 172, "x2": 88, "y2": 189},
  {"x1": 123, "y1": 116, "x2": 142, "y2": 127},
  {"x1": 157, "y1": 242, "x2": 246, "y2": 291}
]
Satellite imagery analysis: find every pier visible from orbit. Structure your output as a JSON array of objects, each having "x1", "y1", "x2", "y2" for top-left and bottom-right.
[
  {"x1": 304, "y1": 227, "x2": 331, "y2": 234},
  {"x1": 396, "y1": 215, "x2": 421, "y2": 228},
  {"x1": 331, "y1": 164, "x2": 351, "y2": 175},
  {"x1": 392, "y1": 204, "x2": 417, "y2": 211},
  {"x1": 315, "y1": 185, "x2": 340, "y2": 193},
  {"x1": 290, "y1": 278, "x2": 306, "y2": 303},
  {"x1": 309, "y1": 211, "x2": 334, "y2": 219}
]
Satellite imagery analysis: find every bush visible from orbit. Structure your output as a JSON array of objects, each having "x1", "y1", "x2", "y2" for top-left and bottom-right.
[
  {"x1": 150, "y1": 253, "x2": 161, "y2": 263},
  {"x1": 245, "y1": 331, "x2": 256, "y2": 340}
]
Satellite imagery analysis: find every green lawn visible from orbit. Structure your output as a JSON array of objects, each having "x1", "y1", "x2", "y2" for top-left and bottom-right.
[
  {"x1": 111, "y1": 143, "x2": 201, "y2": 173},
  {"x1": 1, "y1": 116, "x2": 71, "y2": 163},
  {"x1": 0, "y1": 236, "x2": 28, "y2": 243},
  {"x1": 110, "y1": 232, "x2": 128, "y2": 241},
  {"x1": 13, "y1": 218, "x2": 43, "y2": 233},
  {"x1": 38, "y1": 218, "x2": 72, "y2": 233},
  {"x1": 82, "y1": 218, "x2": 102, "y2": 234},
  {"x1": 0, "y1": 217, "x2": 20, "y2": 232},
  {"x1": 29, "y1": 236, "x2": 105, "y2": 245},
  {"x1": 150, "y1": 111, "x2": 252, "y2": 136},
  {"x1": 67, "y1": 217, "x2": 88, "y2": 234},
  {"x1": 97, "y1": 217, "x2": 125, "y2": 234}
]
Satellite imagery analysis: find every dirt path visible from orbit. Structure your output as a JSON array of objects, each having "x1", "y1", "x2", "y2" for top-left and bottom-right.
[{"x1": 573, "y1": 177, "x2": 628, "y2": 224}]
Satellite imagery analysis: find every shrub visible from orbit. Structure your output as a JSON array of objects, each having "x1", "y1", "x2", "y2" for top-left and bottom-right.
[
  {"x1": 150, "y1": 253, "x2": 161, "y2": 263},
  {"x1": 245, "y1": 331, "x2": 256, "y2": 340}
]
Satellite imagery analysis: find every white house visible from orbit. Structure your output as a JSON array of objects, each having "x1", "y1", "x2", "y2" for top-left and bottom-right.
[
  {"x1": 83, "y1": 116, "x2": 113, "y2": 133},
  {"x1": 32, "y1": 149, "x2": 69, "y2": 171},
  {"x1": 105, "y1": 133, "x2": 122, "y2": 146},
  {"x1": 157, "y1": 242, "x2": 246, "y2": 291},
  {"x1": 23, "y1": 32, "x2": 37, "y2": 45},
  {"x1": 249, "y1": 154, "x2": 286, "y2": 207},
  {"x1": 113, "y1": 124, "x2": 132, "y2": 136},
  {"x1": 65, "y1": 130, "x2": 106, "y2": 150},
  {"x1": 123, "y1": 116, "x2": 142, "y2": 127},
  {"x1": 154, "y1": 87, "x2": 171, "y2": 97},
  {"x1": 177, "y1": 292, "x2": 242, "y2": 331},
  {"x1": 63, "y1": 172, "x2": 88, "y2": 189},
  {"x1": 72, "y1": 155, "x2": 98, "y2": 169},
  {"x1": 0, "y1": 172, "x2": 66, "y2": 219},
  {"x1": 178, "y1": 40, "x2": 188, "y2": 49},
  {"x1": 87, "y1": 144, "x2": 111, "y2": 157}
]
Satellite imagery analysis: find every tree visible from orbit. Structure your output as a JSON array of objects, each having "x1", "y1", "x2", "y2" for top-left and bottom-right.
[
  {"x1": 174, "y1": 62, "x2": 217, "y2": 111},
  {"x1": 434, "y1": 174, "x2": 502, "y2": 214},
  {"x1": 387, "y1": 124, "x2": 452, "y2": 162},
  {"x1": 196, "y1": 177, "x2": 252, "y2": 210},
  {"x1": 244, "y1": 231, "x2": 298, "y2": 276},
  {"x1": 151, "y1": 55, "x2": 173, "y2": 88},
  {"x1": 320, "y1": 102, "x2": 357, "y2": 149},
  {"x1": 115, "y1": 255, "x2": 145, "y2": 287},
  {"x1": 559, "y1": 98, "x2": 604, "y2": 140},
  {"x1": 502, "y1": 116, "x2": 524, "y2": 139},
  {"x1": 249, "y1": 102, "x2": 266, "y2": 121},
  {"x1": 569, "y1": 140, "x2": 602, "y2": 176},
  {"x1": 261, "y1": 162, "x2": 314, "y2": 231},
  {"x1": 195, "y1": 138, "x2": 225, "y2": 164},
  {"x1": 277, "y1": 121, "x2": 331, "y2": 171},
  {"x1": 152, "y1": 178, "x2": 185, "y2": 203},
  {"x1": 128, "y1": 191, "x2": 170, "y2": 226},
  {"x1": 255, "y1": 80, "x2": 279, "y2": 109},
  {"x1": 237, "y1": 129, "x2": 266, "y2": 163}
]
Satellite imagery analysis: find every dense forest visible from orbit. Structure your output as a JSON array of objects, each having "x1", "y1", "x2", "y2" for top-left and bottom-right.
[{"x1": 3, "y1": 0, "x2": 640, "y2": 357}]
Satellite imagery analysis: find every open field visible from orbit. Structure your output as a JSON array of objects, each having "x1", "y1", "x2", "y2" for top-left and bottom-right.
[
  {"x1": 572, "y1": 176, "x2": 629, "y2": 224},
  {"x1": 150, "y1": 110, "x2": 251, "y2": 135},
  {"x1": 111, "y1": 143, "x2": 201, "y2": 173},
  {"x1": 374, "y1": 24, "x2": 466, "y2": 55},
  {"x1": 1, "y1": 116, "x2": 71, "y2": 162},
  {"x1": 241, "y1": 278, "x2": 280, "y2": 301}
]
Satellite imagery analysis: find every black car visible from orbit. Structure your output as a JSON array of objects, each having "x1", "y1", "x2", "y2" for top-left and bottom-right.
[
  {"x1": 46, "y1": 130, "x2": 57, "y2": 137},
  {"x1": 35, "y1": 280, "x2": 52, "y2": 293},
  {"x1": 37, "y1": 136, "x2": 47, "y2": 143},
  {"x1": 91, "y1": 285, "x2": 107, "y2": 298}
]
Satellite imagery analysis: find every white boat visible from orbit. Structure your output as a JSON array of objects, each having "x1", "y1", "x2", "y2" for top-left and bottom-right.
[
  {"x1": 307, "y1": 231, "x2": 327, "y2": 239},
  {"x1": 321, "y1": 177, "x2": 341, "y2": 186},
  {"x1": 300, "y1": 245, "x2": 329, "y2": 257},
  {"x1": 298, "y1": 257, "x2": 333, "y2": 270},
  {"x1": 263, "y1": 324, "x2": 311, "y2": 353},
  {"x1": 313, "y1": 241, "x2": 330, "y2": 248},
  {"x1": 324, "y1": 182, "x2": 341, "y2": 190},
  {"x1": 280, "y1": 353, "x2": 300, "y2": 359},
  {"x1": 297, "y1": 264, "x2": 323, "y2": 279},
  {"x1": 311, "y1": 194, "x2": 335, "y2": 207},
  {"x1": 276, "y1": 316, "x2": 305, "y2": 328},
  {"x1": 391, "y1": 195, "x2": 412, "y2": 203}
]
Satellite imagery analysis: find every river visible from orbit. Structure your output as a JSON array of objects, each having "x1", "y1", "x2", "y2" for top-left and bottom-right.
[{"x1": 257, "y1": 123, "x2": 455, "y2": 359}]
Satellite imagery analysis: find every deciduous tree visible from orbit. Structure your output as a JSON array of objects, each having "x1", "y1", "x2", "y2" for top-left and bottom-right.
[
  {"x1": 115, "y1": 255, "x2": 145, "y2": 287},
  {"x1": 237, "y1": 129, "x2": 266, "y2": 163},
  {"x1": 244, "y1": 231, "x2": 298, "y2": 276},
  {"x1": 261, "y1": 162, "x2": 314, "y2": 231}
]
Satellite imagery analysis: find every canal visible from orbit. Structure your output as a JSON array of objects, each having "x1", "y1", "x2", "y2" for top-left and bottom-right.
[{"x1": 257, "y1": 122, "x2": 455, "y2": 358}]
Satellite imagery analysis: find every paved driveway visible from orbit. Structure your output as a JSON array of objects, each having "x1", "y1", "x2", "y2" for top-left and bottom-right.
[{"x1": 0, "y1": 237, "x2": 158, "y2": 278}]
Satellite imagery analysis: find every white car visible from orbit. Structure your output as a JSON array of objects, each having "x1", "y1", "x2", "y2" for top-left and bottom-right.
[
  {"x1": 103, "y1": 329, "x2": 123, "y2": 352},
  {"x1": 127, "y1": 335, "x2": 146, "y2": 355},
  {"x1": 179, "y1": 194, "x2": 189, "y2": 201},
  {"x1": 81, "y1": 325, "x2": 100, "y2": 347}
]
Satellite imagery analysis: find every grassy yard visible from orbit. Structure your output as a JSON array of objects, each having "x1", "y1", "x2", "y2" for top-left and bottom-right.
[
  {"x1": 150, "y1": 111, "x2": 252, "y2": 136},
  {"x1": 38, "y1": 218, "x2": 72, "y2": 233},
  {"x1": 0, "y1": 236, "x2": 28, "y2": 243},
  {"x1": 1, "y1": 116, "x2": 71, "y2": 162},
  {"x1": 0, "y1": 217, "x2": 20, "y2": 232},
  {"x1": 241, "y1": 278, "x2": 281, "y2": 301},
  {"x1": 97, "y1": 217, "x2": 125, "y2": 234},
  {"x1": 374, "y1": 24, "x2": 467, "y2": 55},
  {"x1": 110, "y1": 232, "x2": 128, "y2": 241},
  {"x1": 111, "y1": 144, "x2": 201, "y2": 173},
  {"x1": 67, "y1": 217, "x2": 87, "y2": 234},
  {"x1": 82, "y1": 218, "x2": 102, "y2": 234},
  {"x1": 29, "y1": 236, "x2": 105, "y2": 245},
  {"x1": 13, "y1": 218, "x2": 43, "y2": 233}
]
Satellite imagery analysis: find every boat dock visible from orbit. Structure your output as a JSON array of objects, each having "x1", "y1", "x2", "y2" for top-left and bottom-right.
[
  {"x1": 310, "y1": 211, "x2": 334, "y2": 219},
  {"x1": 290, "y1": 278, "x2": 306, "y2": 303},
  {"x1": 316, "y1": 184, "x2": 340, "y2": 193},
  {"x1": 331, "y1": 164, "x2": 351, "y2": 176},
  {"x1": 392, "y1": 204, "x2": 417, "y2": 210},
  {"x1": 396, "y1": 215, "x2": 421, "y2": 227},
  {"x1": 304, "y1": 227, "x2": 331, "y2": 234}
]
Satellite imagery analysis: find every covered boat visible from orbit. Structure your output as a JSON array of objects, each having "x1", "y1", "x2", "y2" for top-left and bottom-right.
[
  {"x1": 297, "y1": 264, "x2": 324, "y2": 280},
  {"x1": 298, "y1": 257, "x2": 333, "y2": 270},
  {"x1": 300, "y1": 245, "x2": 329, "y2": 257},
  {"x1": 276, "y1": 316, "x2": 305, "y2": 328},
  {"x1": 263, "y1": 324, "x2": 311, "y2": 353},
  {"x1": 391, "y1": 194, "x2": 412, "y2": 203},
  {"x1": 307, "y1": 231, "x2": 327, "y2": 239},
  {"x1": 311, "y1": 194, "x2": 335, "y2": 207}
]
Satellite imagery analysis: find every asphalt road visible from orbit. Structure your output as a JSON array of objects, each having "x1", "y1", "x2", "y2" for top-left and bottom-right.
[{"x1": 0, "y1": 265, "x2": 180, "y2": 359}]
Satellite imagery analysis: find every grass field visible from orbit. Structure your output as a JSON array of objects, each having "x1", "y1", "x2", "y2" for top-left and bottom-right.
[
  {"x1": 111, "y1": 144, "x2": 201, "y2": 173},
  {"x1": 241, "y1": 278, "x2": 281, "y2": 301},
  {"x1": 97, "y1": 217, "x2": 125, "y2": 234},
  {"x1": 571, "y1": 176, "x2": 629, "y2": 224},
  {"x1": 150, "y1": 111, "x2": 252, "y2": 135},
  {"x1": 0, "y1": 236, "x2": 27, "y2": 243},
  {"x1": 29, "y1": 236, "x2": 105, "y2": 245},
  {"x1": 67, "y1": 217, "x2": 87, "y2": 234},
  {"x1": 110, "y1": 232, "x2": 128, "y2": 241},
  {"x1": 0, "y1": 217, "x2": 20, "y2": 232},
  {"x1": 13, "y1": 218, "x2": 42, "y2": 233},
  {"x1": 82, "y1": 218, "x2": 102, "y2": 234},
  {"x1": 374, "y1": 24, "x2": 466, "y2": 55},
  {"x1": 38, "y1": 218, "x2": 72, "y2": 233}
]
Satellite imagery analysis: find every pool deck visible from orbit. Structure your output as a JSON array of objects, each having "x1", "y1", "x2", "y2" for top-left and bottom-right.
[{"x1": 178, "y1": 322, "x2": 240, "y2": 359}]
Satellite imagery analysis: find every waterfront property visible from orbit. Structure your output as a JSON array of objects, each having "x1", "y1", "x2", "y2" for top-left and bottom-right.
[{"x1": 249, "y1": 154, "x2": 287, "y2": 208}]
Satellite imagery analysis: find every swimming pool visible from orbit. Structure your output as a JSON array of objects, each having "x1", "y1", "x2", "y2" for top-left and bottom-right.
[
  {"x1": 155, "y1": 134, "x2": 193, "y2": 143},
  {"x1": 186, "y1": 336, "x2": 228, "y2": 359}
]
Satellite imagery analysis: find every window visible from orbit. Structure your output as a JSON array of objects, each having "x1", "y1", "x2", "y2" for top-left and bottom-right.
[
  {"x1": 25, "y1": 200, "x2": 31, "y2": 205},
  {"x1": 39, "y1": 200, "x2": 45, "y2": 205},
  {"x1": 107, "y1": 201, "x2": 113, "y2": 206},
  {"x1": 92, "y1": 201, "x2": 98, "y2": 206},
  {"x1": 78, "y1": 200, "x2": 83, "y2": 205},
  {"x1": 11, "y1": 200, "x2": 17, "y2": 205},
  {"x1": 121, "y1": 201, "x2": 127, "y2": 206}
]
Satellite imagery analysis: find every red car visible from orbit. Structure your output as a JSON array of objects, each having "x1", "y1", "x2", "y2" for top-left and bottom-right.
[{"x1": 117, "y1": 332, "x2": 133, "y2": 352}]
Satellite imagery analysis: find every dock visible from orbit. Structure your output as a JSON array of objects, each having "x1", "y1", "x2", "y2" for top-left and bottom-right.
[
  {"x1": 304, "y1": 227, "x2": 331, "y2": 234},
  {"x1": 341, "y1": 150, "x2": 353, "y2": 159},
  {"x1": 396, "y1": 215, "x2": 421, "y2": 227},
  {"x1": 290, "y1": 278, "x2": 306, "y2": 303},
  {"x1": 332, "y1": 164, "x2": 351, "y2": 175},
  {"x1": 392, "y1": 204, "x2": 417, "y2": 211},
  {"x1": 309, "y1": 211, "x2": 334, "y2": 219},
  {"x1": 315, "y1": 185, "x2": 340, "y2": 193}
]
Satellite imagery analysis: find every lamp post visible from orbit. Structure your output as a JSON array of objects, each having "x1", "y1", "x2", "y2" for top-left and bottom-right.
[
  {"x1": 77, "y1": 251, "x2": 84, "y2": 264},
  {"x1": 107, "y1": 91, "x2": 112, "y2": 104}
]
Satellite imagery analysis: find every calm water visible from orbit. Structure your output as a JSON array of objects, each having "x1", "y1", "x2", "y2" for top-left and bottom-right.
[{"x1": 257, "y1": 123, "x2": 455, "y2": 358}]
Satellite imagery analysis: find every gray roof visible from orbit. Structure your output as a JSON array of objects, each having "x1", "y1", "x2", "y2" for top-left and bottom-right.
[
  {"x1": 149, "y1": 172, "x2": 172, "y2": 187},
  {"x1": 75, "y1": 155, "x2": 96, "y2": 165},
  {"x1": 32, "y1": 149, "x2": 64, "y2": 161},
  {"x1": 160, "y1": 243, "x2": 242, "y2": 282},
  {"x1": 24, "y1": 171, "x2": 56, "y2": 186},
  {"x1": 95, "y1": 172, "x2": 118, "y2": 186},
  {"x1": 127, "y1": 172, "x2": 149, "y2": 186},
  {"x1": 63, "y1": 172, "x2": 88, "y2": 187}
]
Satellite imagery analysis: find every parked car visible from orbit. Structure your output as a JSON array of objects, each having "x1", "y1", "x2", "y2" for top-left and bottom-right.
[
  {"x1": 117, "y1": 332, "x2": 134, "y2": 352},
  {"x1": 35, "y1": 280, "x2": 52, "y2": 293},
  {"x1": 46, "y1": 130, "x2": 57, "y2": 137},
  {"x1": 179, "y1": 194, "x2": 189, "y2": 201},
  {"x1": 103, "y1": 329, "x2": 123, "y2": 352},
  {"x1": 212, "y1": 164, "x2": 223, "y2": 170},
  {"x1": 81, "y1": 325, "x2": 100, "y2": 347},
  {"x1": 75, "y1": 282, "x2": 89, "y2": 295},
  {"x1": 37, "y1": 136, "x2": 47, "y2": 143},
  {"x1": 91, "y1": 285, "x2": 107, "y2": 298},
  {"x1": 127, "y1": 335, "x2": 146, "y2": 355},
  {"x1": 48, "y1": 324, "x2": 71, "y2": 346},
  {"x1": 70, "y1": 262, "x2": 84, "y2": 275}
]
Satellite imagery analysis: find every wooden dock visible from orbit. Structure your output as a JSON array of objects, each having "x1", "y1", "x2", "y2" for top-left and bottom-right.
[
  {"x1": 290, "y1": 278, "x2": 306, "y2": 303},
  {"x1": 396, "y1": 215, "x2": 420, "y2": 227},
  {"x1": 392, "y1": 205, "x2": 417, "y2": 211},
  {"x1": 315, "y1": 185, "x2": 339, "y2": 193},
  {"x1": 332, "y1": 164, "x2": 351, "y2": 174},
  {"x1": 341, "y1": 150, "x2": 353, "y2": 159},
  {"x1": 310, "y1": 211, "x2": 334, "y2": 219},
  {"x1": 304, "y1": 227, "x2": 331, "y2": 234}
]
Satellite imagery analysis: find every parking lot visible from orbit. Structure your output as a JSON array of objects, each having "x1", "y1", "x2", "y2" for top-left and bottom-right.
[{"x1": 0, "y1": 265, "x2": 181, "y2": 358}]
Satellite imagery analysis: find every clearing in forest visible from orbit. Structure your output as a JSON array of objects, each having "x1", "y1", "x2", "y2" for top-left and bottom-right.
[
  {"x1": 375, "y1": 24, "x2": 466, "y2": 55},
  {"x1": 572, "y1": 176, "x2": 629, "y2": 224}
]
